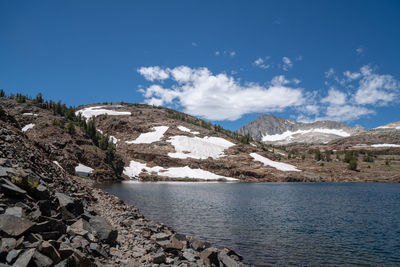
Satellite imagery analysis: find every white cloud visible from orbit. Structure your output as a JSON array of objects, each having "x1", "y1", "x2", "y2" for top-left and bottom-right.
[
  {"x1": 325, "y1": 68, "x2": 335, "y2": 78},
  {"x1": 137, "y1": 66, "x2": 169, "y2": 81},
  {"x1": 343, "y1": 70, "x2": 361, "y2": 81},
  {"x1": 215, "y1": 51, "x2": 220, "y2": 56},
  {"x1": 295, "y1": 55, "x2": 303, "y2": 61},
  {"x1": 282, "y1": 57, "x2": 293, "y2": 71},
  {"x1": 253, "y1": 57, "x2": 270, "y2": 69},
  {"x1": 354, "y1": 65, "x2": 399, "y2": 105},
  {"x1": 321, "y1": 88, "x2": 347, "y2": 105},
  {"x1": 138, "y1": 66, "x2": 305, "y2": 120},
  {"x1": 230, "y1": 51, "x2": 236, "y2": 57},
  {"x1": 192, "y1": 42, "x2": 197, "y2": 47},
  {"x1": 322, "y1": 105, "x2": 374, "y2": 121},
  {"x1": 356, "y1": 47, "x2": 364, "y2": 55}
]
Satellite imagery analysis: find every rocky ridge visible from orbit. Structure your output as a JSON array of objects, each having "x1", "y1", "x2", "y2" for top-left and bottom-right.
[
  {"x1": 236, "y1": 114, "x2": 365, "y2": 144},
  {"x1": 0, "y1": 105, "x2": 247, "y2": 266}
]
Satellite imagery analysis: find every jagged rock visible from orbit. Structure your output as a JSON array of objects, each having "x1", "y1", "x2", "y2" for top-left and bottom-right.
[
  {"x1": 58, "y1": 243, "x2": 74, "y2": 260},
  {"x1": 89, "y1": 216, "x2": 118, "y2": 244},
  {"x1": 0, "y1": 238, "x2": 16, "y2": 255},
  {"x1": 169, "y1": 233, "x2": 188, "y2": 250},
  {"x1": 151, "y1": 232, "x2": 170, "y2": 241},
  {"x1": 0, "y1": 178, "x2": 27, "y2": 197},
  {"x1": 55, "y1": 192, "x2": 84, "y2": 216},
  {"x1": 33, "y1": 250, "x2": 53, "y2": 267},
  {"x1": 6, "y1": 249, "x2": 22, "y2": 264},
  {"x1": 89, "y1": 242, "x2": 108, "y2": 258},
  {"x1": 12, "y1": 248, "x2": 36, "y2": 266},
  {"x1": 218, "y1": 248, "x2": 242, "y2": 267},
  {"x1": 5, "y1": 206, "x2": 25, "y2": 218},
  {"x1": 153, "y1": 252, "x2": 166, "y2": 264},
  {"x1": 0, "y1": 167, "x2": 16, "y2": 177},
  {"x1": 189, "y1": 238, "x2": 210, "y2": 252},
  {"x1": 0, "y1": 214, "x2": 34, "y2": 236},
  {"x1": 182, "y1": 249, "x2": 198, "y2": 262},
  {"x1": 71, "y1": 236, "x2": 89, "y2": 249},
  {"x1": 37, "y1": 200, "x2": 52, "y2": 217},
  {"x1": 30, "y1": 184, "x2": 50, "y2": 200},
  {"x1": 39, "y1": 241, "x2": 61, "y2": 264},
  {"x1": 200, "y1": 247, "x2": 220, "y2": 266}
]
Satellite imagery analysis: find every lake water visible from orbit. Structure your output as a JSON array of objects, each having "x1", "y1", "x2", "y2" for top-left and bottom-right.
[{"x1": 100, "y1": 182, "x2": 400, "y2": 266}]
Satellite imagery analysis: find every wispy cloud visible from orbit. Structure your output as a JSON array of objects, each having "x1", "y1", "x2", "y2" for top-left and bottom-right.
[
  {"x1": 356, "y1": 47, "x2": 364, "y2": 56},
  {"x1": 253, "y1": 57, "x2": 270, "y2": 69},
  {"x1": 282, "y1": 57, "x2": 293, "y2": 71},
  {"x1": 138, "y1": 66, "x2": 304, "y2": 120},
  {"x1": 192, "y1": 42, "x2": 197, "y2": 47}
]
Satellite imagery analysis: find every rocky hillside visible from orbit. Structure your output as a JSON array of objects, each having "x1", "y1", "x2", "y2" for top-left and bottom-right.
[
  {"x1": 0, "y1": 101, "x2": 248, "y2": 266},
  {"x1": 236, "y1": 114, "x2": 365, "y2": 144},
  {"x1": 1, "y1": 94, "x2": 400, "y2": 183}
]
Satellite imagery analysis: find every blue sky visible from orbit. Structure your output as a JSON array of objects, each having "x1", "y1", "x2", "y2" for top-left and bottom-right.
[{"x1": 1, "y1": 0, "x2": 399, "y2": 131}]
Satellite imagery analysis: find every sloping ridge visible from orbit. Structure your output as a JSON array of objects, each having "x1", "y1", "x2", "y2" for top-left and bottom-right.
[{"x1": 236, "y1": 114, "x2": 365, "y2": 144}]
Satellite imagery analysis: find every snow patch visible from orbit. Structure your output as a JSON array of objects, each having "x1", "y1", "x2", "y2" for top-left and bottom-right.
[
  {"x1": 22, "y1": 113, "x2": 38, "y2": 116},
  {"x1": 97, "y1": 129, "x2": 119, "y2": 144},
  {"x1": 75, "y1": 106, "x2": 131, "y2": 120},
  {"x1": 371, "y1": 144, "x2": 400, "y2": 148},
  {"x1": 126, "y1": 126, "x2": 169, "y2": 144},
  {"x1": 167, "y1": 136, "x2": 235, "y2": 159},
  {"x1": 53, "y1": 161, "x2": 64, "y2": 170},
  {"x1": 262, "y1": 128, "x2": 350, "y2": 142},
  {"x1": 75, "y1": 163, "x2": 94, "y2": 176},
  {"x1": 22, "y1": 123, "x2": 35, "y2": 132},
  {"x1": 250, "y1": 153, "x2": 300, "y2": 172},
  {"x1": 177, "y1": 125, "x2": 199, "y2": 135},
  {"x1": 123, "y1": 160, "x2": 237, "y2": 181}
]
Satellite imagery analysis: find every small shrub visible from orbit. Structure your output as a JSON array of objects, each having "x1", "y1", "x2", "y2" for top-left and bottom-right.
[{"x1": 348, "y1": 158, "x2": 358, "y2": 171}]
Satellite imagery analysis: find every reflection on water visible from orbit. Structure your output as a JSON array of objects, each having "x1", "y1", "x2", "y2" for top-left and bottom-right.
[{"x1": 100, "y1": 182, "x2": 400, "y2": 266}]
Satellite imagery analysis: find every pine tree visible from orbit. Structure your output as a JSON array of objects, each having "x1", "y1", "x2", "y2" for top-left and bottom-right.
[
  {"x1": 0, "y1": 89, "x2": 5, "y2": 97},
  {"x1": 66, "y1": 121, "x2": 76, "y2": 135}
]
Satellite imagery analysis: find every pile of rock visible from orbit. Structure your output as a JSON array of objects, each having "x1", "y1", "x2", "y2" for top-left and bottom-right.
[{"x1": 0, "y1": 166, "x2": 119, "y2": 266}]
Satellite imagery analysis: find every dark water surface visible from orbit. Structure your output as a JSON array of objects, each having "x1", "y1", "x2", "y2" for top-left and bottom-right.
[{"x1": 100, "y1": 182, "x2": 400, "y2": 266}]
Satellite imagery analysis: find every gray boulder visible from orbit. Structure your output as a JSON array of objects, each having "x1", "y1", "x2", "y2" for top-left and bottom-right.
[{"x1": 89, "y1": 216, "x2": 118, "y2": 244}]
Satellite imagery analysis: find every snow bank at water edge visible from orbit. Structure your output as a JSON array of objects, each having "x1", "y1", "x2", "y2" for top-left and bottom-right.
[
  {"x1": 177, "y1": 125, "x2": 199, "y2": 135},
  {"x1": 250, "y1": 153, "x2": 300, "y2": 172},
  {"x1": 22, "y1": 123, "x2": 35, "y2": 132},
  {"x1": 167, "y1": 136, "x2": 235, "y2": 159},
  {"x1": 97, "y1": 129, "x2": 119, "y2": 144},
  {"x1": 75, "y1": 163, "x2": 94, "y2": 176},
  {"x1": 262, "y1": 128, "x2": 350, "y2": 142},
  {"x1": 75, "y1": 106, "x2": 131, "y2": 120},
  {"x1": 126, "y1": 126, "x2": 169, "y2": 144},
  {"x1": 123, "y1": 160, "x2": 238, "y2": 181}
]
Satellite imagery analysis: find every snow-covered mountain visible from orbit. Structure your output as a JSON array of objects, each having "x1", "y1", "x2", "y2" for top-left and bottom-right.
[
  {"x1": 375, "y1": 121, "x2": 400, "y2": 130},
  {"x1": 236, "y1": 114, "x2": 365, "y2": 144}
]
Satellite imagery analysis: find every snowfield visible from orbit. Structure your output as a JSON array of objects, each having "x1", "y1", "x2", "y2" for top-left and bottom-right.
[
  {"x1": 123, "y1": 160, "x2": 237, "y2": 181},
  {"x1": 250, "y1": 153, "x2": 300, "y2": 172},
  {"x1": 22, "y1": 123, "x2": 35, "y2": 132},
  {"x1": 97, "y1": 129, "x2": 119, "y2": 144},
  {"x1": 75, "y1": 106, "x2": 131, "y2": 120},
  {"x1": 126, "y1": 126, "x2": 169, "y2": 144},
  {"x1": 262, "y1": 128, "x2": 350, "y2": 142},
  {"x1": 167, "y1": 136, "x2": 235, "y2": 159},
  {"x1": 75, "y1": 163, "x2": 94, "y2": 176},
  {"x1": 177, "y1": 125, "x2": 199, "y2": 135}
]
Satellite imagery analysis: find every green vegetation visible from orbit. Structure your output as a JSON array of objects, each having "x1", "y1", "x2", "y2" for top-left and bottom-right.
[
  {"x1": 348, "y1": 158, "x2": 358, "y2": 171},
  {"x1": 66, "y1": 121, "x2": 76, "y2": 135},
  {"x1": 0, "y1": 89, "x2": 5, "y2": 97}
]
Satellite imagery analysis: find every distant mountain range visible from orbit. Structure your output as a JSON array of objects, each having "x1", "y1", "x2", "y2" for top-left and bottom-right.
[{"x1": 235, "y1": 114, "x2": 399, "y2": 145}]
